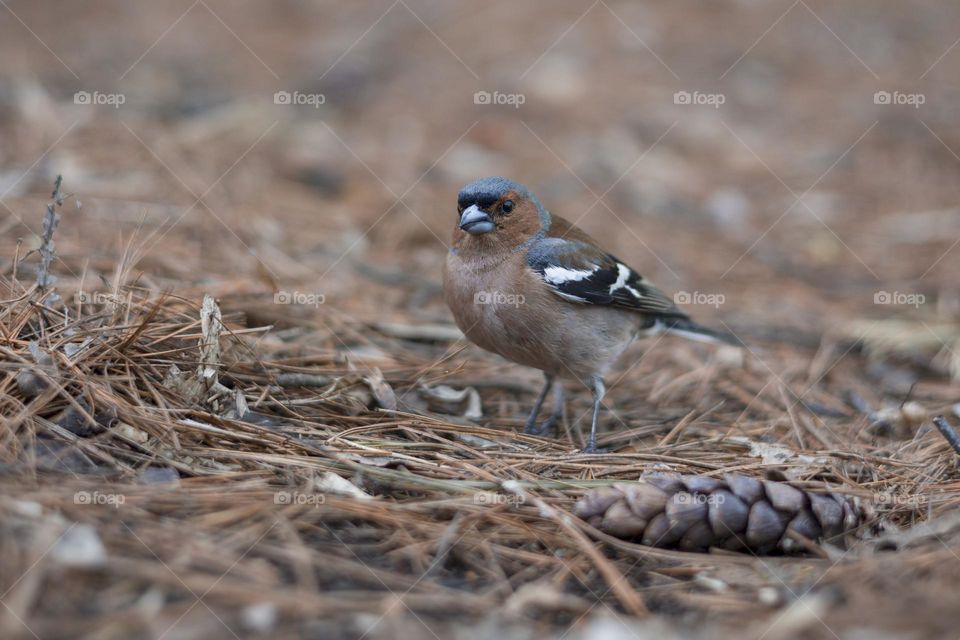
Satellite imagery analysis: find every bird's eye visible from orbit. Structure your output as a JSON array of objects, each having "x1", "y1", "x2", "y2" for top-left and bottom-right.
[{"x1": 502, "y1": 200, "x2": 514, "y2": 214}]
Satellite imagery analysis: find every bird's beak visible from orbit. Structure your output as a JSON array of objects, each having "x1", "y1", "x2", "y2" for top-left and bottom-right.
[{"x1": 459, "y1": 205, "x2": 495, "y2": 235}]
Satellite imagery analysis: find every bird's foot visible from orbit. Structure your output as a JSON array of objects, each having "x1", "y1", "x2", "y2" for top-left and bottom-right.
[
  {"x1": 523, "y1": 414, "x2": 559, "y2": 437},
  {"x1": 579, "y1": 439, "x2": 610, "y2": 454}
]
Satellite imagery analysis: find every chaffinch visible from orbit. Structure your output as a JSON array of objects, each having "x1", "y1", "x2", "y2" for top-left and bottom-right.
[{"x1": 443, "y1": 177, "x2": 739, "y2": 453}]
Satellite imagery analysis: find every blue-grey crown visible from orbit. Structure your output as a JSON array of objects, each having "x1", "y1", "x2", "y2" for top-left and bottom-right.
[
  {"x1": 458, "y1": 176, "x2": 529, "y2": 203},
  {"x1": 457, "y1": 176, "x2": 549, "y2": 222}
]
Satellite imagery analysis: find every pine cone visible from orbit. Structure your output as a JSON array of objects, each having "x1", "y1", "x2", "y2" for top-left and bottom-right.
[{"x1": 573, "y1": 474, "x2": 861, "y2": 554}]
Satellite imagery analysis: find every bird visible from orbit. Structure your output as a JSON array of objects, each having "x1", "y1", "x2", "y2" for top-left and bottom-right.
[{"x1": 442, "y1": 176, "x2": 740, "y2": 453}]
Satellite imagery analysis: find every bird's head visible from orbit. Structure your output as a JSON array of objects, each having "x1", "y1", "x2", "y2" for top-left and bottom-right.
[{"x1": 452, "y1": 177, "x2": 549, "y2": 250}]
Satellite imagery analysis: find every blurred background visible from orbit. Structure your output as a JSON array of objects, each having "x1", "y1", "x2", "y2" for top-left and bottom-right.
[{"x1": 1, "y1": 0, "x2": 958, "y2": 337}]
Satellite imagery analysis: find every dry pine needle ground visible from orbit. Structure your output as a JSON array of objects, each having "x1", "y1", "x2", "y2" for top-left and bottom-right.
[{"x1": 0, "y1": 179, "x2": 958, "y2": 640}]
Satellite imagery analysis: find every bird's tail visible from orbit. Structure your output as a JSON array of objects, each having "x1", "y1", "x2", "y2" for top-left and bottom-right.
[{"x1": 663, "y1": 317, "x2": 743, "y2": 347}]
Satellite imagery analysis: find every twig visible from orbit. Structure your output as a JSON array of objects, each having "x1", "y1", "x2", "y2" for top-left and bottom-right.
[
  {"x1": 276, "y1": 373, "x2": 334, "y2": 388},
  {"x1": 503, "y1": 480, "x2": 650, "y2": 618},
  {"x1": 36, "y1": 175, "x2": 65, "y2": 291},
  {"x1": 932, "y1": 416, "x2": 960, "y2": 455},
  {"x1": 199, "y1": 293, "x2": 222, "y2": 391}
]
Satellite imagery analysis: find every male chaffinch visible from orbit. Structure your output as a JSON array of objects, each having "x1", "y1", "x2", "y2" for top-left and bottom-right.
[{"x1": 443, "y1": 177, "x2": 739, "y2": 453}]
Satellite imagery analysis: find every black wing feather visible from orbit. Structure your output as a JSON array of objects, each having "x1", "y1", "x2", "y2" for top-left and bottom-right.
[{"x1": 526, "y1": 238, "x2": 686, "y2": 317}]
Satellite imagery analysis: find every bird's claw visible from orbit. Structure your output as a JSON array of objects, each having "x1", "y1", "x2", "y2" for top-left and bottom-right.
[
  {"x1": 523, "y1": 414, "x2": 559, "y2": 436},
  {"x1": 580, "y1": 440, "x2": 610, "y2": 454}
]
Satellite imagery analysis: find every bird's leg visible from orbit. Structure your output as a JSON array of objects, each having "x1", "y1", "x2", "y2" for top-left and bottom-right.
[
  {"x1": 523, "y1": 374, "x2": 557, "y2": 435},
  {"x1": 534, "y1": 379, "x2": 564, "y2": 436},
  {"x1": 582, "y1": 376, "x2": 609, "y2": 453}
]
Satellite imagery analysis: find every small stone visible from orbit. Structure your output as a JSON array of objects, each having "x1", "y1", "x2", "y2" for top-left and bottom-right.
[
  {"x1": 52, "y1": 523, "x2": 107, "y2": 567},
  {"x1": 15, "y1": 369, "x2": 49, "y2": 398},
  {"x1": 714, "y1": 345, "x2": 745, "y2": 369},
  {"x1": 137, "y1": 467, "x2": 180, "y2": 485},
  {"x1": 706, "y1": 187, "x2": 750, "y2": 233},
  {"x1": 758, "y1": 586, "x2": 782, "y2": 606},
  {"x1": 526, "y1": 55, "x2": 585, "y2": 104},
  {"x1": 241, "y1": 602, "x2": 277, "y2": 633},
  {"x1": 900, "y1": 402, "x2": 928, "y2": 429},
  {"x1": 694, "y1": 573, "x2": 728, "y2": 593},
  {"x1": 11, "y1": 500, "x2": 43, "y2": 517},
  {"x1": 115, "y1": 423, "x2": 150, "y2": 444}
]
